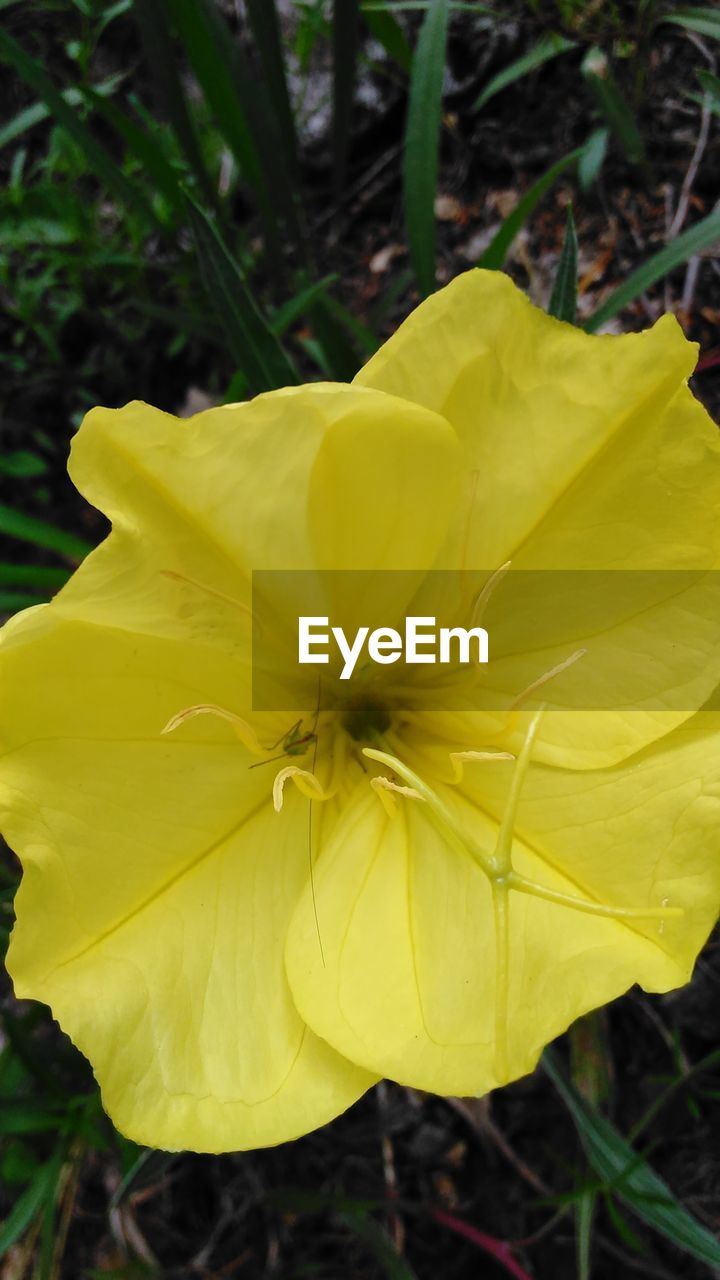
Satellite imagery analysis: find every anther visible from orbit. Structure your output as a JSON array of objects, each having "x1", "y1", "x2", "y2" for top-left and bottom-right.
[
  {"x1": 162, "y1": 704, "x2": 266, "y2": 756},
  {"x1": 370, "y1": 775, "x2": 425, "y2": 818},
  {"x1": 449, "y1": 749, "x2": 514, "y2": 784},
  {"x1": 273, "y1": 766, "x2": 331, "y2": 813}
]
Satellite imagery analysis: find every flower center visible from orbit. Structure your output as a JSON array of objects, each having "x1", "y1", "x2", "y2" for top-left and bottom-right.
[{"x1": 340, "y1": 690, "x2": 392, "y2": 743}]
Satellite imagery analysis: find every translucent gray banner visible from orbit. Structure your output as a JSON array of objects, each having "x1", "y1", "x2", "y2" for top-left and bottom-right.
[{"x1": 251, "y1": 569, "x2": 720, "y2": 714}]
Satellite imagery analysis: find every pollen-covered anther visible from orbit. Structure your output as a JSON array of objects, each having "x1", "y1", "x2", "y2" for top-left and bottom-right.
[
  {"x1": 370, "y1": 775, "x2": 425, "y2": 818},
  {"x1": 161, "y1": 703, "x2": 266, "y2": 757},
  {"x1": 272, "y1": 766, "x2": 332, "y2": 813},
  {"x1": 449, "y1": 749, "x2": 514, "y2": 784}
]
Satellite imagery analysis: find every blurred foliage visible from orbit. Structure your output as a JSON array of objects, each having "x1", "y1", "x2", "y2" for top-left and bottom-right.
[{"x1": 1, "y1": 0, "x2": 719, "y2": 1274}]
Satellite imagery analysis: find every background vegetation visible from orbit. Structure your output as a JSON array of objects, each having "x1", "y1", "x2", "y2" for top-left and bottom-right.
[{"x1": 0, "y1": 0, "x2": 719, "y2": 1275}]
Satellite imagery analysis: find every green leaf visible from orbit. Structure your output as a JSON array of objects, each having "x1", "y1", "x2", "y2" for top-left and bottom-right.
[
  {"x1": 132, "y1": 0, "x2": 219, "y2": 213},
  {"x1": 0, "y1": 504, "x2": 91, "y2": 562},
  {"x1": 585, "y1": 205, "x2": 720, "y2": 330},
  {"x1": 549, "y1": 204, "x2": 578, "y2": 324},
  {"x1": 245, "y1": 0, "x2": 300, "y2": 181},
  {"x1": 575, "y1": 1187, "x2": 596, "y2": 1280},
  {"x1": 333, "y1": 0, "x2": 361, "y2": 199},
  {"x1": 0, "y1": 591, "x2": 49, "y2": 612},
  {"x1": 362, "y1": 1, "x2": 490, "y2": 9},
  {"x1": 270, "y1": 274, "x2": 340, "y2": 336},
  {"x1": 162, "y1": 0, "x2": 301, "y2": 251},
  {"x1": 581, "y1": 46, "x2": 646, "y2": 167},
  {"x1": 578, "y1": 126, "x2": 609, "y2": 191},
  {"x1": 110, "y1": 1150, "x2": 178, "y2": 1211},
  {"x1": 697, "y1": 68, "x2": 720, "y2": 115},
  {"x1": 0, "y1": 564, "x2": 69, "y2": 588},
  {"x1": 0, "y1": 1149, "x2": 63, "y2": 1256},
  {"x1": 0, "y1": 31, "x2": 161, "y2": 230},
  {"x1": 0, "y1": 1100, "x2": 66, "y2": 1136},
  {"x1": 362, "y1": 2, "x2": 413, "y2": 73},
  {"x1": 403, "y1": 0, "x2": 450, "y2": 295},
  {"x1": 0, "y1": 74, "x2": 123, "y2": 152},
  {"x1": 81, "y1": 87, "x2": 183, "y2": 216},
  {"x1": 543, "y1": 1047, "x2": 720, "y2": 1269},
  {"x1": 0, "y1": 450, "x2": 47, "y2": 478},
  {"x1": 475, "y1": 32, "x2": 576, "y2": 111},
  {"x1": 662, "y1": 7, "x2": 720, "y2": 39},
  {"x1": 478, "y1": 147, "x2": 581, "y2": 271},
  {"x1": 185, "y1": 196, "x2": 299, "y2": 393},
  {"x1": 339, "y1": 1210, "x2": 419, "y2": 1280}
]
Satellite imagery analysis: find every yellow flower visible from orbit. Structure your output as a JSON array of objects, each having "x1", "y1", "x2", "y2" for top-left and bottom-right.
[{"x1": 2, "y1": 270, "x2": 720, "y2": 1153}]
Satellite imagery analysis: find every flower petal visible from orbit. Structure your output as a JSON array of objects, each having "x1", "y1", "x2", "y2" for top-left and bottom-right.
[
  {"x1": 286, "y1": 717, "x2": 720, "y2": 1095},
  {"x1": 355, "y1": 269, "x2": 714, "y2": 572},
  {"x1": 1, "y1": 616, "x2": 374, "y2": 1151},
  {"x1": 357, "y1": 271, "x2": 720, "y2": 767}
]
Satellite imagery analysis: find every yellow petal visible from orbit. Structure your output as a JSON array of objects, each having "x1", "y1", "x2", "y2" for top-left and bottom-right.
[
  {"x1": 357, "y1": 270, "x2": 720, "y2": 766},
  {"x1": 286, "y1": 715, "x2": 720, "y2": 1095},
  {"x1": 1, "y1": 617, "x2": 374, "y2": 1151},
  {"x1": 355, "y1": 269, "x2": 710, "y2": 570},
  {"x1": 59, "y1": 385, "x2": 462, "y2": 690}
]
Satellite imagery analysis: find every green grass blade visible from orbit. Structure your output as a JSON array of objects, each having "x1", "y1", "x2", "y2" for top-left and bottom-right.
[
  {"x1": 271, "y1": 275, "x2": 339, "y2": 336},
  {"x1": 0, "y1": 564, "x2": 70, "y2": 588},
  {"x1": 307, "y1": 294, "x2": 365, "y2": 379},
  {"x1": 0, "y1": 504, "x2": 91, "y2": 562},
  {"x1": 475, "y1": 32, "x2": 576, "y2": 111},
  {"x1": 585, "y1": 205, "x2": 720, "y2": 330},
  {"x1": 543, "y1": 1047, "x2": 720, "y2": 1269},
  {"x1": 0, "y1": 30, "x2": 161, "y2": 230},
  {"x1": 163, "y1": 0, "x2": 300, "y2": 251},
  {"x1": 81, "y1": 87, "x2": 183, "y2": 216},
  {"x1": 478, "y1": 147, "x2": 581, "y2": 271},
  {"x1": 333, "y1": 0, "x2": 362, "y2": 199},
  {"x1": 549, "y1": 204, "x2": 578, "y2": 323},
  {"x1": 697, "y1": 68, "x2": 720, "y2": 115},
  {"x1": 403, "y1": 0, "x2": 450, "y2": 295},
  {"x1": 578, "y1": 125, "x2": 609, "y2": 191},
  {"x1": 0, "y1": 1150, "x2": 63, "y2": 1255},
  {"x1": 185, "y1": 196, "x2": 298, "y2": 393},
  {"x1": 0, "y1": 591, "x2": 50, "y2": 612},
  {"x1": 0, "y1": 75, "x2": 122, "y2": 152},
  {"x1": 581, "y1": 46, "x2": 646, "y2": 167},
  {"x1": 575, "y1": 1187, "x2": 596, "y2": 1280},
  {"x1": 662, "y1": 7, "x2": 720, "y2": 38},
  {"x1": 132, "y1": 0, "x2": 219, "y2": 212},
  {"x1": 245, "y1": 0, "x2": 300, "y2": 181},
  {"x1": 361, "y1": 2, "x2": 412, "y2": 73},
  {"x1": 339, "y1": 1210, "x2": 419, "y2": 1280}
]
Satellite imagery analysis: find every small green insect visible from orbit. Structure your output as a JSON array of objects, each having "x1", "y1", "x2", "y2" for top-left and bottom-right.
[{"x1": 249, "y1": 719, "x2": 317, "y2": 768}]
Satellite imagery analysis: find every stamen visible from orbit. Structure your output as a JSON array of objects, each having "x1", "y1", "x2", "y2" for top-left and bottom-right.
[
  {"x1": 363, "y1": 747, "x2": 495, "y2": 876},
  {"x1": 470, "y1": 560, "x2": 511, "y2": 629},
  {"x1": 162, "y1": 704, "x2": 265, "y2": 756},
  {"x1": 371, "y1": 775, "x2": 425, "y2": 818},
  {"x1": 510, "y1": 648, "x2": 586, "y2": 711},
  {"x1": 493, "y1": 708, "x2": 544, "y2": 874},
  {"x1": 449, "y1": 749, "x2": 514, "y2": 785},
  {"x1": 273, "y1": 766, "x2": 332, "y2": 813}
]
